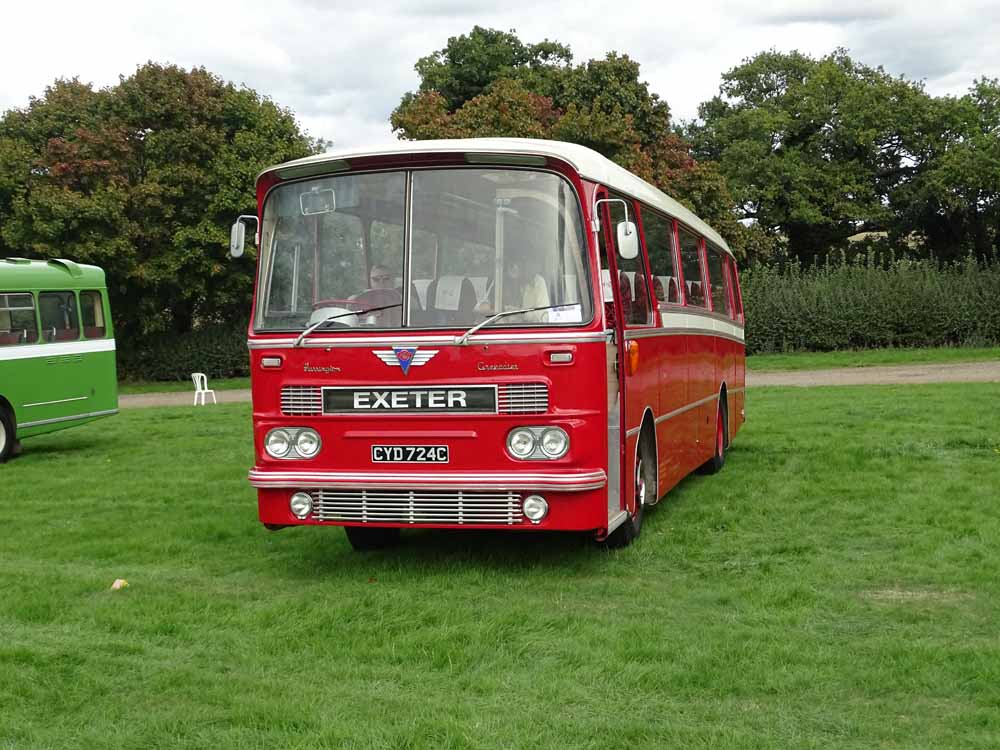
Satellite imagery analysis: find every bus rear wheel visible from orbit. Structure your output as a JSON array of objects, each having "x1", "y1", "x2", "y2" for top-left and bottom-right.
[
  {"x1": 0, "y1": 408, "x2": 14, "y2": 463},
  {"x1": 699, "y1": 399, "x2": 728, "y2": 475},
  {"x1": 344, "y1": 525, "x2": 401, "y2": 551}
]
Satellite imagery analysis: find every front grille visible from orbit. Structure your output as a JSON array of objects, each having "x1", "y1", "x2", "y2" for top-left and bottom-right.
[
  {"x1": 498, "y1": 383, "x2": 549, "y2": 414},
  {"x1": 281, "y1": 386, "x2": 323, "y2": 415},
  {"x1": 309, "y1": 489, "x2": 524, "y2": 525},
  {"x1": 281, "y1": 383, "x2": 549, "y2": 416}
]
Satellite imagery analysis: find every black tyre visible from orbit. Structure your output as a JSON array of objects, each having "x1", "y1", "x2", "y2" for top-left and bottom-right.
[
  {"x1": 344, "y1": 525, "x2": 401, "y2": 551},
  {"x1": 698, "y1": 398, "x2": 728, "y2": 475},
  {"x1": 606, "y1": 431, "x2": 655, "y2": 549},
  {"x1": 0, "y1": 407, "x2": 14, "y2": 463}
]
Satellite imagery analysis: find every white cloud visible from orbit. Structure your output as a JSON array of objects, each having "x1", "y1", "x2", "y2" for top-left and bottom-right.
[{"x1": 1, "y1": 0, "x2": 995, "y2": 147}]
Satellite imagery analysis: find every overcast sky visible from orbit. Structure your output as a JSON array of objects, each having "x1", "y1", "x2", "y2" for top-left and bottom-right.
[{"x1": 2, "y1": 0, "x2": 997, "y2": 150}]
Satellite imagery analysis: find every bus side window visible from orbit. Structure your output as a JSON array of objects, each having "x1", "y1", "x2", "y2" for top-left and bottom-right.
[
  {"x1": 80, "y1": 290, "x2": 107, "y2": 339},
  {"x1": 705, "y1": 245, "x2": 731, "y2": 316},
  {"x1": 728, "y1": 258, "x2": 745, "y2": 324},
  {"x1": 642, "y1": 208, "x2": 680, "y2": 305},
  {"x1": 608, "y1": 195, "x2": 651, "y2": 326},
  {"x1": 678, "y1": 228, "x2": 707, "y2": 308},
  {"x1": 0, "y1": 292, "x2": 39, "y2": 346},
  {"x1": 39, "y1": 291, "x2": 80, "y2": 342}
]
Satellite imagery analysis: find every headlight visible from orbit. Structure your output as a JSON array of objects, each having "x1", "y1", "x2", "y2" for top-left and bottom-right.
[
  {"x1": 265, "y1": 429, "x2": 292, "y2": 458},
  {"x1": 295, "y1": 429, "x2": 321, "y2": 458},
  {"x1": 507, "y1": 428, "x2": 537, "y2": 458},
  {"x1": 539, "y1": 428, "x2": 569, "y2": 459}
]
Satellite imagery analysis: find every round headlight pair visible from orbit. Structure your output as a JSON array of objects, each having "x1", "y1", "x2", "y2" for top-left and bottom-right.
[
  {"x1": 506, "y1": 427, "x2": 569, "y2": 460},
  {"x1": 265, "y1": 428, "x2": 322, "y2": 459}
]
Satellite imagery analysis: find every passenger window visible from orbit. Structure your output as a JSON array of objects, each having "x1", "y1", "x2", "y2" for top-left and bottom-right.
[
  {"x1": 678, "y1": 229, "x2": 707, "y2": 308},
  {"x1": 728, "y1": 258, "x2": 745, "y2": 323},
  {"x1": 0, "y1": 292, "x2": 38, "y2": 345},
  {"x1": 80, "y1": 290, "x2": 106, "y2": 339},
  {"x1": 608, "y1": 195, "x2": 651, "y2": 326},
  {"x1": 705, "y1": 245, "x2": 731, "y2": 316},
  {"x1": 39, "y1": 291, "x2": 79, "y2": 342},
  {"x1": 641, "y1": 209, "x2": 681, "y2": 305}
]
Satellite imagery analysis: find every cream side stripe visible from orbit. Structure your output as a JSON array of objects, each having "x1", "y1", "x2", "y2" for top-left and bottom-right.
[{"x1": 0, "y1": 338, "x2": 116, "y2": 362}]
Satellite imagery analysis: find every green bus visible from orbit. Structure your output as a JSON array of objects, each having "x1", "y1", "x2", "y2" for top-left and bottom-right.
[{"x1": 0, "y1": 258, "x2": 118, "y2": 461}]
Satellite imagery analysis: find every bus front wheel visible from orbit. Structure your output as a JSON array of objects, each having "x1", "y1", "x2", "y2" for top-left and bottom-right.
[
  {"x1": 606, "y1": 431, "x2": 654, "y2": 549},
  {"x1": 344, "y1": 525, "x2": 401, "y2": 551},
  {"x1": 0, "y1": 407, "x2": 14, "y2": 463}
]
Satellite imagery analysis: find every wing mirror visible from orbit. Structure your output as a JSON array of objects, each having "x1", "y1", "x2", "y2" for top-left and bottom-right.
[
  {"x1": 616, "y1": 221, "x2": 639, "y2": 260},
  {"x1": 230, "y1": 215, "x2": 259, "y2": 259}
]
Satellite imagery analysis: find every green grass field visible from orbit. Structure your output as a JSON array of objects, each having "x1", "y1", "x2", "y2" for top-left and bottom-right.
[
  {"x1": 2, "y1": 384, "x2": 999, "y2": 749},
  {"x1": 748, "y1": 345, "x2": 1000, "y2": 372}
]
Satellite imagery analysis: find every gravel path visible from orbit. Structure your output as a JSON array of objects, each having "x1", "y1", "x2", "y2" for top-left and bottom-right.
[
  {"x1": 747, "y1": 361, "x2": 1000, "y2": 388},
  {"x1": 118, "y1": 361, "x2": 1000, "y2": 409}
]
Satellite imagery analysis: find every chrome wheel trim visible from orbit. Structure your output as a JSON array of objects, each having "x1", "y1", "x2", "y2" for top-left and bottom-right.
[
  {"x1": 635, "y1": 456, "x2": 647, "y2": 509},
  {"x1": 0, "y1": 418, "x2": 6, "y2": 455}
]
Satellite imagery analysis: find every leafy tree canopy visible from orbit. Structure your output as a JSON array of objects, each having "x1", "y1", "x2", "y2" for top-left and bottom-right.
[
  {"x1": 0, "y1": 63, "x2": 321, "y2": 336},
  {"x1": 687, "y1": 49, "x2": 999, "y2": 260},
  {"x1": 391, "y1": 27, "x2": 754, "y2": 257}
]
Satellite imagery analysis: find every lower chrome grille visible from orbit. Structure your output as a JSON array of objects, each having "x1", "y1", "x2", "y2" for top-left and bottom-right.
[{"x1": 309, "y1": 489, "x2": 524, "y2": 525}]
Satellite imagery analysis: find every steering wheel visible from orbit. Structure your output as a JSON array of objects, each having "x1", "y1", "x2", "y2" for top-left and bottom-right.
[{"x1": 312, "y1": 297, "x2": 362, "y2": 311}]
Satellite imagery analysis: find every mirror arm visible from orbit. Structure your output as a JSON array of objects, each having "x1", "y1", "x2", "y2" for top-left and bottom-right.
[
  {"x1": 236, "y1": 214, "x2": 260, "y2": 246},
  {"x1": 592, "y1": 198, "x2": 631, "y2": 235}
]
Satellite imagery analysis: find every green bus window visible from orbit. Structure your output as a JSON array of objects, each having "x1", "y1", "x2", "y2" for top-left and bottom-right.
[
  {"x1": 80, "y1": 290, "x2": 106, "y2": 339},
  {"x1": 0, "y1": 292, "x2": 39, "y2": 345},
  {"x1": 39, "y1": 291, "x2": 80, "y2": 342}
]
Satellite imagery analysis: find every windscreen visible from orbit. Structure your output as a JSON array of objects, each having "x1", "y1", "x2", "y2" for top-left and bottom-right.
[{"x1": 255, "y1": 168, "x2": 591, "y2": 331}]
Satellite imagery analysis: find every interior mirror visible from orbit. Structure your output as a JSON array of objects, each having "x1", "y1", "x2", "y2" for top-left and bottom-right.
[
  {"x1": 616, "y1": 221, "x2": 639, "y2": 260},
  {"x1": 300, "y1": 187, "x2": 336, "y2": 216},
  {"x1": 229, "y1": 221, "x2": 246, "y2": 258}
]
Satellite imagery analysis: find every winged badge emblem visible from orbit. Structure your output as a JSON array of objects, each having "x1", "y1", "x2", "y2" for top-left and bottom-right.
[{"x1": 373, "y1": 347, "x2": 439, "y2": 375}]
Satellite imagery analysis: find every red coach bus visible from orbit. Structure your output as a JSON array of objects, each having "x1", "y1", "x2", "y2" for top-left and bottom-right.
[{"x1": 232, "y1": 138, "x2": 745, "y2": 550}]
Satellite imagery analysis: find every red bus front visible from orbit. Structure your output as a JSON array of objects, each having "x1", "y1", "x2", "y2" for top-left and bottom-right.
[{"x1": 245, "y1": 150, "x2": 621, "y2": 549}]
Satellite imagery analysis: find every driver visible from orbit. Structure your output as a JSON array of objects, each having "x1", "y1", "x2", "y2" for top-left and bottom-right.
[{"x1": 367, "y1": 265, "x2": 396, "y2": 292}]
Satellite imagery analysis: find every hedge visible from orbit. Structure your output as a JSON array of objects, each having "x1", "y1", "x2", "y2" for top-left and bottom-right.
[
  {"x1": 116, "y1": 255, "x2": 1000, "y2": 379},
  {"x1": 741, "y1": 254, "x2": 1000, "y2": 354},
  {"x1": 117, "y1": 324, "x2": 250, "y2": 382}
]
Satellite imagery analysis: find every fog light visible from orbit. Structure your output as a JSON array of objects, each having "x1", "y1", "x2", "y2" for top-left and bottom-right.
[
  {"x1": 507, "y1": 428, "x2": 536, "y2": 459},
  {"x1": 266, "y1": 429, "x2": 292, "y2": 458},
  {"x1": 522, "y1": 495, "x2": 548, "y2": 523},
  {"x1": 295, "y1": 428, "x2": 321, "y2": 458},
  {"x1": 539, "y1": 427, "x2": 569, "y2": 458},
  {"x1": 289, "y1": 492, "x2": 313, "y2": 519}
]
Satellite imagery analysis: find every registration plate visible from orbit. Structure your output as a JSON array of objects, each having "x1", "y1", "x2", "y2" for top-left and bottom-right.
[{"x1": 371, "y1": 445, "x2": 449, "y2": 463}]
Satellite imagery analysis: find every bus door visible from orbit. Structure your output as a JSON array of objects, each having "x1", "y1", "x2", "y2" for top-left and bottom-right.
[{"x1": 597, "y1": 191, "x2": 655, "y2": 519}]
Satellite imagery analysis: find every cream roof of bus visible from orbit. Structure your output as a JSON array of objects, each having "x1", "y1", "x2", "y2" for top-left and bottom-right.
[{"x1": 259, "y1": 138, "x2": 733, "y2": 257}]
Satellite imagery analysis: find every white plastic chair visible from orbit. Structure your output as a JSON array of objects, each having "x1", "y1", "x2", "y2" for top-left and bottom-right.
[{"x1": 191, "y1": 372, "x2": 216, "y2": 406}]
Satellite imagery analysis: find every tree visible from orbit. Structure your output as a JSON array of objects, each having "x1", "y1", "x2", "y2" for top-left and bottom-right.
[
  {"x1": 890, "y1": 80, "x2": 1000, "y2": 257},
  {"x1": 391, "y1": 28, "x2": 745, "y2": 256},
  {"x1": 687, "y1": 50, "x2": 940, "y2": 260},
  {"x1": 0, "y1": 63, "x2": 320, "y2": 337}
]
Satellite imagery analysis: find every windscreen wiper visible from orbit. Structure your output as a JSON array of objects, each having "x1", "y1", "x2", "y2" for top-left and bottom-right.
[
  {"x1": 294, "y1": 304, "x2": 402, "y2": 347},
  {"x1": 454, "y1": 303, "x2": 579, "y2": 345}
]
